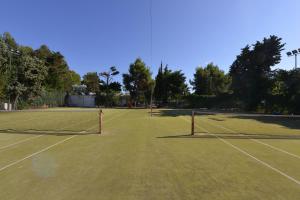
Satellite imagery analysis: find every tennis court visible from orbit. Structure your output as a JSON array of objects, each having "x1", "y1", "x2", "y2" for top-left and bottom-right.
[{"x1": 0, "y1": 108, "x2": 299, "y2": 199}]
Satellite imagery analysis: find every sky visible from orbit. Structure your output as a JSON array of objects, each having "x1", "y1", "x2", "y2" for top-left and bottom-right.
[{"x1": 0, "y1": 0, "x2": 300, "y2": 84}]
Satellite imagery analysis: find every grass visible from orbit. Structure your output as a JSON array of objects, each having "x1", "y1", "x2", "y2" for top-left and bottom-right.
[{"x1": 0, "y1": 108, "x2": 299, "y2": 199}]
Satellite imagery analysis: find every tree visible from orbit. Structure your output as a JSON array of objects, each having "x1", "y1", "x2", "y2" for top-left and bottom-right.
[
  {"x1": 0, "y1": 37, "x2": 8, "y2": 99},
  {"x1": 167, "y1": 70, "x2": 188, "y2": 100},
  {"x1": 191, "y1": 63, "x2": 231, "y2": 96},
  {"x1": 63, "y1": 70, "x2": 81, "y2": 92},
  {"x1": 0, "y1": 33, "x2": 24, "y2": 107},
  {"x1": 69, "y1": 70, "x2": 81, "y2": 85},
  {"x1": 0, "y1": 32, "x2": 80, "y2": 108},
  {"x1": 99, "y1": 66, "x2": 121, "y2": 106},
  {"x1": 34, "y1": 45, "x2": 79, "y2": 91},
  {"x1": 21, "y1": 56, "x2": 48, "y2": 100},
  {"x1": 0, "y1": 33, "x2": 19, "y2": 101},
  {"x1": 154, "y1": 63, "x2": 188, "y2": 104},
  {"x1": 154, "y1": 62, "x2": 171, "y2": 103},
  {"x1": 153, "y1": 62, "x2": 164, "y2": 102},
  {"x1": 46, "y1": 52, "x2": 69, "y2": 90},
  {"x1": 230, "y1": 35, "x2": 285, "y2": 110},
  {"x1": 99, "y1": 66, "x2": 119, "y2": 88},
  {"x1": 82, "y1": 72, "x2": 100, "y2": 93},
  {"x1": 1, "y1": 32, "x2": 18, "y2": 50},
  {"x1": 270, "y1": 69, "x2": 300, "y2": 114},
  {"x1": 123, "y1": 58, "x2": 153, "y2": 106},
  {"x1": 0, "y1": 75, "x2": 5, "y2": 99},
  {"x1": 34, "y1": 45, "x2": 51, "y2": 60},
  {"x1": 6, "y1": 55, "x2": 47, "y2": 109},
  {"x1": 286, "y1": 69, "x2": 300, "y2": 114}
]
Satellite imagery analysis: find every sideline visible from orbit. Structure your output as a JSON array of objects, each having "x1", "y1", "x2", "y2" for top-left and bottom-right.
[
  {"x1": 180, "y1": 116, "x2": 300, "y2": 186},
  {"x1": 203, "y1": 119, "x2": 300, "y2": 160}
]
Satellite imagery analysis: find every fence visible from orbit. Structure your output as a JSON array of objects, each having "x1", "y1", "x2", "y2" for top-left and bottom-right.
[{"x1": 67, "y1": 95, "x2": 96, "y2": 107}]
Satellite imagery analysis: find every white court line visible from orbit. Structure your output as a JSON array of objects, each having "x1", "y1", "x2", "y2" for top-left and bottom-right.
[
  {"x1": 203, "y1": 119, "x2": 300, "y2": 160},
  {"x1": 180, "y1": 116, "x2": 300, "y2": 186},
  {"x1": 0, "y1": 116, "x2": 97, "y2": 151},
  {"x1": 0, "y1": 110, "x2": 126, "y2": 151},
  {"x1": 0, "y1": 112, "x2": 90, "y2": 150},
  {"x1": 0, "y1": 135, "x2": 76, "y2": 172},
  {"x1": 0, "y1": 135, "x2": 43, "y2": 150},
  {"x1": 0, "y1": 110, "x2": 128, "y2": 172}
]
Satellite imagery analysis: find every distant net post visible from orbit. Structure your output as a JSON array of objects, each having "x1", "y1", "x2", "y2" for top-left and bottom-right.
[
  {"x1": 191, "y1": 111, "x2": 195, "y2": 135},
  {"x1": 150, "y1": 81, "x2": 155, "y2": 117},
  {"x1": 99, "y1": 109, "x2": 103, "y2": 134}
]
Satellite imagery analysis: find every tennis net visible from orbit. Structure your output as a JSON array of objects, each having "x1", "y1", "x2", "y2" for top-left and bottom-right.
[
  {"x1": 191, "y1": 111, "x2": 300, "y2": 139},
  {"x1": 0, "y1": 109, "x2": 103, "y2": 135}
]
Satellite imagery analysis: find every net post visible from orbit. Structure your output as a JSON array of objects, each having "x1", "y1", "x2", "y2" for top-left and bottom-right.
[
  {"x1": 99, "y1": 109, "x2": 103, "y2": 134},
  {"x1": 191, "y1": 111, "x2": 195, "y2": 135}
]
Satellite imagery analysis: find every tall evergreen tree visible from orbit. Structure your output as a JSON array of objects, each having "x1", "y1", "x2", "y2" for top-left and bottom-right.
[
  {"x1": 154, "y1": 62, "x2": 188, "y2": 104},
  {"x1": 154, "y1": 62, "x2": 165, "y2": 102},
  {"x1": 230, "y1": 35, "x2": 285, "y2": 110}
]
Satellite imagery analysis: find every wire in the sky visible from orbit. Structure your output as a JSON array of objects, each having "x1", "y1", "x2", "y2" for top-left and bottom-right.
[{"x1": 149, "y1": 0, "x2": 153, "y2": 67}]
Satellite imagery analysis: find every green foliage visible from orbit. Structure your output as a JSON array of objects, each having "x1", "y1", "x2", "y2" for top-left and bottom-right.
[
  {"x1": 2, "y1": 32, "x2": 18, "y2": 49},
  {"x1": 6, "y1": 55, "x2": 47, "y2": 108},
  {"x1": 154, "y1": 63, "x2": 165, "y2": 102},
  {"x1": 82, "y1": 72, "x2": 100, "y2": 93},
  {"x1": 1, "y1": 32, "x2": 298, "y2": 114},
  {"x1": 185, "y1": 93, "x2": 237, "y2": 109},
  {"x1": 46, "y1": 52, "x2": 69, "y2": 89},
  {"x1": 18, "y1": 90, "x2": 65, "y2": 109},
  {"x1": 0, "y1": 74, "x2": 5, "y2": 99},
  {"x1": 0, "y1": 38, "x2": 8, "y2": 100},
  {"x1": 0, "y1": 37, "x2": 8, "y2": 69},
  {"x1": 166, "y1": 70, "x2": 188, "y2": 99},
  {"x1": 21, "y1": 55, "x2": 48, "y2": 98},
  {"x1": 230, "y1": 35, "x2": 285, "y2": 110},
  {"x1": 64, "y1": 70, "x2": 81, "y2": 91},
  {"x1": 34, "y1": 45, "x2": 80, "y2": 91},
  {"x1": 191, "y1": 63, "x2": 231, "y2": 96},
  {"x1": 123, "y1": 58, "x2": 153, "y2": 105},
  {"x1": 0, "y1": 33, "x2": 15, "y2": 101},
  {"x1": 106, "y1": 82, "x2": 121, "y2": 92},
  {"x1": 267, "y1": 69, "x2": 300, "y2": 114},
  {"x1": 99, "y1": 66, "x2": 121, "y2": 106},
  {"x1": 0, "y1": 32, "x2": 80, "y2": 109},
  {"x1": 154, "y1": 63, "x2": 188, "y2": 104}
]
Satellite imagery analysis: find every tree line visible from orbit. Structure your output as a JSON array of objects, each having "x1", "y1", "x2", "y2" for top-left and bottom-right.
[
  {"x1": 0, "y1": 32, "x2": 299, "y2": 113},
  {"x1": 0, "y1": 32, "x2": 80, "y2": 109}
]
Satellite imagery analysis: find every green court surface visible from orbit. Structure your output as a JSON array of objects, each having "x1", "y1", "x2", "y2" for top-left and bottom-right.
[{"x1": 0, "y1": 109, "x2": 299, "y2": 199}]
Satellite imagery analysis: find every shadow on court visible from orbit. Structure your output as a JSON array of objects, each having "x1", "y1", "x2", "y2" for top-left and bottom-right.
[
  {"x1": 157, "y1": 132, "x2": 300, "y2": 140},
  {"x1": 151, "y1": 109, "x2": 193, "y2": 117},
  {"x1": 231, "y1": 115, "x2": 300, "y2": 130},
  {"x1": 152, "y1": 109, "x2": 300, "y2": 130}
]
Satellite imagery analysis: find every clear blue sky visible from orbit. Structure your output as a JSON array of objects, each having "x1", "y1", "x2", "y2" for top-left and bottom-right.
[{"x1": 1, "y1": 0, "x2": 300, "y2": 84}]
